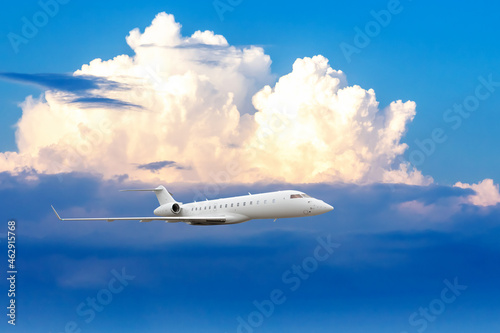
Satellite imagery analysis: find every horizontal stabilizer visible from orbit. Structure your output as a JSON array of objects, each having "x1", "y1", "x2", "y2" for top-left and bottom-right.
[
  {"x1": 120, "y1": 188, "x2": 160, "y2": 192},
  {"x1": 120, "y1": 185, "x2": 174, "y2": 205}
]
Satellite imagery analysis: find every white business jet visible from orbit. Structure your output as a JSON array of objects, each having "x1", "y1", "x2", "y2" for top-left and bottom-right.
[{"x1": 51, "y1": 186, "x2": 333, "y2": 225}]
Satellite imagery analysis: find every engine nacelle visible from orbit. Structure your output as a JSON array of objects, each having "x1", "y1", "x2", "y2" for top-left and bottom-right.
[
  {"x1": 170, "y1": 202, "x2": 181, "y2": 214},
  {"x1": 154, "y1": 202, "x2": 182, "y2": 216}
]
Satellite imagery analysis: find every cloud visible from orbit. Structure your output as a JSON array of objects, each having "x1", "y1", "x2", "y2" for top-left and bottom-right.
[
  {"x1": 70, "y1": 96, "x2": 142, "y2": 109},
  {"x1": 245, "y1": 56, "x2": 431, "y2": 184},
  {"x1": 0, "y1": 12, "x2": 431, "y2": 185},
  {"x1": 0, "y1": 72, "x2": 139, "y2": 109},
  {"x1": 0, "y1": 72, "x2": 122, "y2": 92},
  {"x1": 454, "y1": 179, "x2": 500, "y2": 206},
  {"x1": 137, "y1": 160, "x2": 187, "y2": 172},
  {"x1": 396, "y1": 199, "x2": 463, "y2": 222},
  {"x1": 5, "y1": 171, "x2": 500, "y2": 332},
  {"x1": 2, "y1": 171, "x2": 494, "y2": 248},
  {"x1": 393, "y1": 178, "x2": 500, "y2": 214}
]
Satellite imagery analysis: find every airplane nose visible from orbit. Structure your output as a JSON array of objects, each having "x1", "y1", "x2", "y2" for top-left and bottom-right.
[
  {"x1": 316, "y1": 201, "x2": 334, "y2": 214},
  {"x1": 322, "y1": 203, "x2": 334, "y2": 213}
]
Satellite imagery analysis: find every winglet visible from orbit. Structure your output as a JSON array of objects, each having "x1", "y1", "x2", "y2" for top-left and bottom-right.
[{"x1": 51, "y1": 205, "x2": 63, "y2": 221}]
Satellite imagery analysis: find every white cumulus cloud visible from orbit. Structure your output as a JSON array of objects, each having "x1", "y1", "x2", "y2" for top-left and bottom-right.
[
  {"x1": 454, "y1": 179, "x2": 500, "y2": 207},
  {"x1": 0, "y1": 12, "x2": 431, "y2": 186}
]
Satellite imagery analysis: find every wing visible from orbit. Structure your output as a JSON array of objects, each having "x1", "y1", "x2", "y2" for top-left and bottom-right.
[{"x1": 51, "y1": 206, "x2": 226, "y2": 225}]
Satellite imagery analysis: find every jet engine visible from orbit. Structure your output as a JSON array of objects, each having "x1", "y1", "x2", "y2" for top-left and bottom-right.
[
  {"x1": 154, "y1": 202, "x2": 182, "y2": 216},
  {"x1": 168, "y1": 202, "x2": 182, "y2": 214}
]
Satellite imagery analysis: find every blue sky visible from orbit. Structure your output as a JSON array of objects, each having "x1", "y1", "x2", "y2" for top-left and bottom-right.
[
  {"x1": 1, "y1": 0, "x2": 499, "y2": 184},
  {"x1": 1, "y1": 173, "x2": 500, "y2": 332},
  {"x1": 1, "y1": 0, "x2": 500, "y2": 332}
]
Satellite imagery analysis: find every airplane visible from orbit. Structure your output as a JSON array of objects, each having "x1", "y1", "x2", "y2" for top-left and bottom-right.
[{"x1": 51, "y1": 185, "x2": 334, "y2": 226}]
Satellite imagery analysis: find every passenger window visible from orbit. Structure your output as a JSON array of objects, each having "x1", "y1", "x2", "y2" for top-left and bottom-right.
[
  {"x1": 250, "y1": 201, "x2": 252, "y2": 205},
  {"x1": 231, "y1": 203, "x2": 233, "y2": 207},
  {"x1": 237, "y1": 203, "x2": 240, "y2": 207},
  {"x1": 225, "y1": 204, "x2": 228, "y2": 208},
  {"x1": 243, "y1": 202, "x2": 246, "y2": 206}
]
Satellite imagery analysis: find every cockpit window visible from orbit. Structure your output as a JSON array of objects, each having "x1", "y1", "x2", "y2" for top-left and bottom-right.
[{"x1": 291, "y1": 193, "x2": 312, "y2": 199}]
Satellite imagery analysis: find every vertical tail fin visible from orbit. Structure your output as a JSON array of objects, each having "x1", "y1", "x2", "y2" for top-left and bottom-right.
[
  {"x1": 120, "y1": 185, "x2": 175, "y2": 205},
  {"x1": 152, "y1": 185, "x2": 175, "y2": 205}
]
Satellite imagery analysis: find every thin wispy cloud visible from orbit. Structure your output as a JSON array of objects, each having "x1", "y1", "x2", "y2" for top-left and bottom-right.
[
  {"x1": 71, "y1": 96, "x2": 143, "y2": 109},
  {"x1": 0, "y1": 72, "x2": 140, "y2": 110},
  {"x1": 0, "y1": 72, "x2": 124, "y2": 93},
  {"x1": 137, "y1": 160, "x2": 189, "y2": 173}
]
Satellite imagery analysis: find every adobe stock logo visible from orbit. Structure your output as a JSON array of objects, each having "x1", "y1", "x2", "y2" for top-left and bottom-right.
[
  {"x1": 400, "y1": 277, "x2": 467, "y2": 333},
  {"x1": 407, "y1": 74, "x2": 499, "y2": 167},
  {"x1": 213, "y1": 0, "x2": 243, "y2": 22},
  {"x1": 7, "y1": 0, "x2": 70, "y2": 54},
  {"x1": 339, "y1": 0, "x2": 409, "y2": 63},
  {"x1": 236, "y1": 235, "x2": 340, "y2": 332},
  {"x1": 55, "y1": 267, "x2": 135, "y2": 333}
]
